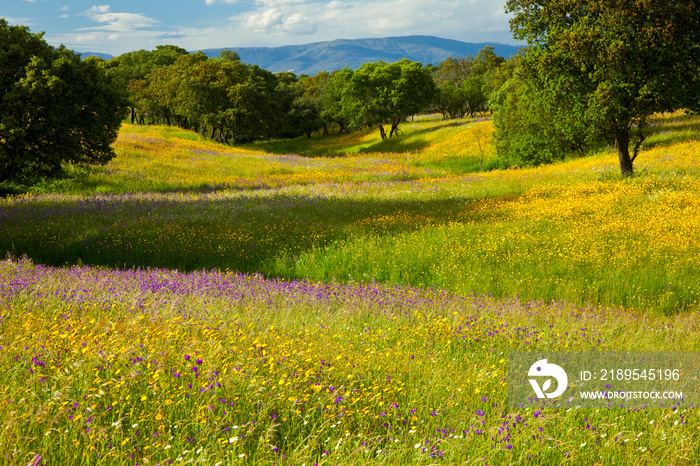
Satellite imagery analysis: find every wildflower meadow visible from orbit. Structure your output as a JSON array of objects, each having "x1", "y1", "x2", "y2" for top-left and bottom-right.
[{"x1": 2, "y1": 113, "x2": 700, "y2": 464}]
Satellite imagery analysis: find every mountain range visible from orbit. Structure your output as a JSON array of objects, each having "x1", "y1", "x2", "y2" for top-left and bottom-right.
[{"x1": 82, "y1": 35, "x2": 524, "y2": 76}]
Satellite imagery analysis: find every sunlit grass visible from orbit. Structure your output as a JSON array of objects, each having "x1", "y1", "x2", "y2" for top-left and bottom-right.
[
  {"x1": 3, "y1": 113, "x2": 700, "y2": 312},
  {"x1": 31, "y1": 124, "x2": 439, "y2": 195},
  {"x1": 25, "y1": 115, "x2": 501, "y2": 194},
  {"x1": 2, "y1": 257, "x2": 700, "y2": 465},
  {"x1": 2, "y1": 111, "x2": 700, "y2": 464}
]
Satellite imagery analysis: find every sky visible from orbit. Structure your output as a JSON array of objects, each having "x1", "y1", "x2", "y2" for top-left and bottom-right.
[{"x1": 2, "y1": 0, "x2": 521, "y2": 56}]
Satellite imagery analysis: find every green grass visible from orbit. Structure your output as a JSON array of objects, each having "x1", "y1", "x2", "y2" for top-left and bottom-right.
[
  {"x1": 243, "y1": 116, "x2": 479, "y2": 155},
  {"x1": 3, "y1": 257, "x2": 700, "y2": 465},
  {"x1": 643, "y1": 112, "x2": 700, "y2": 149},
  {"x1": 2, "y1": 112, "x2": 700, "y2": 464},
  {"x1": 2, "y1": 114, "x2": 700, "y2": 314}
]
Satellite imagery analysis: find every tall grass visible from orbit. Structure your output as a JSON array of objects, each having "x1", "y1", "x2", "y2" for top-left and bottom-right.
[
  {"x1": 2, "y1": 257, "x2": 700, "y2": 465},
  {"x1": 2, "y1": 114, "x2": 700, "y2": 313},
  {"x1": 2, "y1": 112, "x2": 700, "y2": 464}
]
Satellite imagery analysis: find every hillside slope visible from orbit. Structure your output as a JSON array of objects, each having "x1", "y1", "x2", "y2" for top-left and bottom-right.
[{"x1": 199, "y1": 35, "x2": 524, "y2": 74}]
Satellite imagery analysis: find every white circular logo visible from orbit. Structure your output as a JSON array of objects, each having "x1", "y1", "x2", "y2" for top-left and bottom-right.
[{"x1": 528, "y1": 358, "x2": 568, "y2": 399}]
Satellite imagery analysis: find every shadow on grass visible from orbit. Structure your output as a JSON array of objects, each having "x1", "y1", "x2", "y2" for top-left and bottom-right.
[
  {"x1": 348, "y1": 120, "x2": 474, "y2": 155},
  {"x1": 642, "y1": 113, "x2": 700, "y2": 150},
  {"x1": 243, "y1": 119, "x2": 472, "y2": 157},
  {"x1": 0, "y1": 190, "x2": 506, "y2": 275}
]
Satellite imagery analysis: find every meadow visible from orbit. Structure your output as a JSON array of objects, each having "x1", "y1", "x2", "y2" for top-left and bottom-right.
[{"x1": 2, "y1": 113, "x2": 700, "y2": 464}]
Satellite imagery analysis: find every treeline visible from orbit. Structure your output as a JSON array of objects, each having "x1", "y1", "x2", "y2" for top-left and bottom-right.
[
  {"x1": 8, "y1": 0, "x2": 692, "y2": 187},
  {"x1": 83, "y1": 0, "x2": 700, "y2": 180},
  {"x1": 101, "y1": 45, "x2": 509, "y2": 144}
]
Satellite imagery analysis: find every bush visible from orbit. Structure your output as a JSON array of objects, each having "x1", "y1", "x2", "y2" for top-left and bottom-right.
[{"x1": 0, "y1": 19, "x2": 126, "y2": 185}]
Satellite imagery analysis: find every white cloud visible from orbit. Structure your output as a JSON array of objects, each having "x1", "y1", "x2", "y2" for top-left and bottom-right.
[
  {"x1": 280, "y1": 12, "x2": 317, "y2": 35},
  {"x1": 44, "y1": 0, "x2": 518, "y2": 57},
  {"x1": 88, "y1": 5, "x2": 111, "y2": 14},
  {"x1": 232, "y1": 0, "x2": 507, "y2": 40},
  {"x1": 244, "y1": 8, "x2": 283, "y2": 31},
  {"x1": 44, "y1": 5, "x2": 164, "y2": 53},
  {"x1": 242, "y1": 6, "x2": 315, "y2": 35},
  {"x1": 1, "y1": 16, "x2": 34, "y2": 26},
  {"x1": 81, "y1": 5, "x2": 160, "y2": 32},
  {"x1": 59, "y1": 5, "x2": 70, "y2": 11}
]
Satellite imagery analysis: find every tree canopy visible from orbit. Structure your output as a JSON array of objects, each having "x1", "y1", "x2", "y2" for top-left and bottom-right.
[
  {"x1": 340, "y1": 59, "x2": 436, "y2": 139},
  {"x1": 0, "y1": 19, "x2": 127, "y2": 184},
  {"x1": 102, "y1": 45, "x2": 509, "y2": 146},
  {"x1": 504, "y1": 0, "x2": 700, "y2": 175},
  {"x1": 430, "y1": 45, "x2": 507, "y2": 120}
]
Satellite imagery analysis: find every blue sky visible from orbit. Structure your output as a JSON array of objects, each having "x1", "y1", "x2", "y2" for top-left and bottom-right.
[{"x1": 2, "y1": 0, "x2": 520, "y2": 55}]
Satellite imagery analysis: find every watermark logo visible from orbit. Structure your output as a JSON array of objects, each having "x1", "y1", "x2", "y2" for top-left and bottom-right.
[
  {"x1": 528, "y1": 359, "x2": 568, "y2": 399},
  {"x1": 510, "y1": 351, "x2": 700, "y2": 409}
]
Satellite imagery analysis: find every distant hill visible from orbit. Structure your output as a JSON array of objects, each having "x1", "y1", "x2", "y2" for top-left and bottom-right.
[
  {"x1": 80, "y1": 36, "x2": 524, "y2": 75},
  {"x1": 78, "y1": 51, "x2": 114, "y2": 61},
  {"x1": 199, "y1": 36, "x2": 524, "y2": 75}
]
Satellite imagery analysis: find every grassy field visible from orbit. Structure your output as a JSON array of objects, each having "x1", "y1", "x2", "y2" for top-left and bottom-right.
[{"x1": 2, "y1": 113, "x2": 700, "y2": 464}]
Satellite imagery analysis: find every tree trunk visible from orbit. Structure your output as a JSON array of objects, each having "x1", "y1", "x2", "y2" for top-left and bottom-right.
[
  {"x1": 378, "y1": 125, "x2": 387, "y2": 140},
  {"x1": 389, "y1": 122, "x2": 399, "y2": 138},
  {"x1": 210, "y1": 126, "x2": 217, "y2": 140},
  {"x1": 615, "y1": 130, "x2": 634, "y2": 176},
  {"x1": 130, "y1": 108, "x2": 136, "y2": 124}
]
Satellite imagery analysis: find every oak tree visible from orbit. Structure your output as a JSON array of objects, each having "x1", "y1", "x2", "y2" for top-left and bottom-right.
[
  {"x1": 341, "y1": 59, "x2": 436, "y2": 140},
  {"x1": 0, "y1": 20, "x2": 126, "y2": 184},
  {"x1": 505, "y1": 0, "x2": 700, "y2": 175}
]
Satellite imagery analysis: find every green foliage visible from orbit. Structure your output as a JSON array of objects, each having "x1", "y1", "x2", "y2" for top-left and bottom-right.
[
  {"x1": 461, "y1": 76, "x2": 488, "y2": 116},
  {"x1": 435, "y1": 77, "x2": 487, "y2": 119},
  {"x1": 341, "y1": 59, "x2": 437, "y2": 139},
  {"x1": 436, "y1": 81, "x2": 468, "y2": 119},
  {"x1": 323, "y1": 69, "x2": 353, "y2": 133},
  {"x1": 104, "y1": 45, "x2": 187, "y2": 123},
  {"x1": 129, "y1": 53, "x2": 282, "y2": 144},
  {"x1": 286, "y1": 72, "x2": 332, "y2": 138},
  {"x1": 432, "y1": 56, "x2": 472, "y2": 86},
  {"x1": 107, "y1": 48, "x2": 465, "y2": 147},
  {"x1": 471, "y1": 45, "x2": 506, "y2": 78},
  {"x1": 505, "y1": 0, "x2": 700, "y2": 175},
  {"x1": 431, "y1": 46, "x2": 512, "y2": 119},
  {"x1": 0, "y1": 19, "x2": 127, "y2": 184},
  {"x1": 218, "y1": 49, "x2": 241, "y2": 61},
  {"x1": 490, "y1": 59, "x2": 603, "y2": 168}
]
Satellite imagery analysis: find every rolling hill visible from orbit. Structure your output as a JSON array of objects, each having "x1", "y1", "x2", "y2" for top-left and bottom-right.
[
  {"x1": 200, "y1": 35, "x2": 524, "y2": 75},
  {"x1": 81, "y1": 35, "x2": 524, "y2": 75}
]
